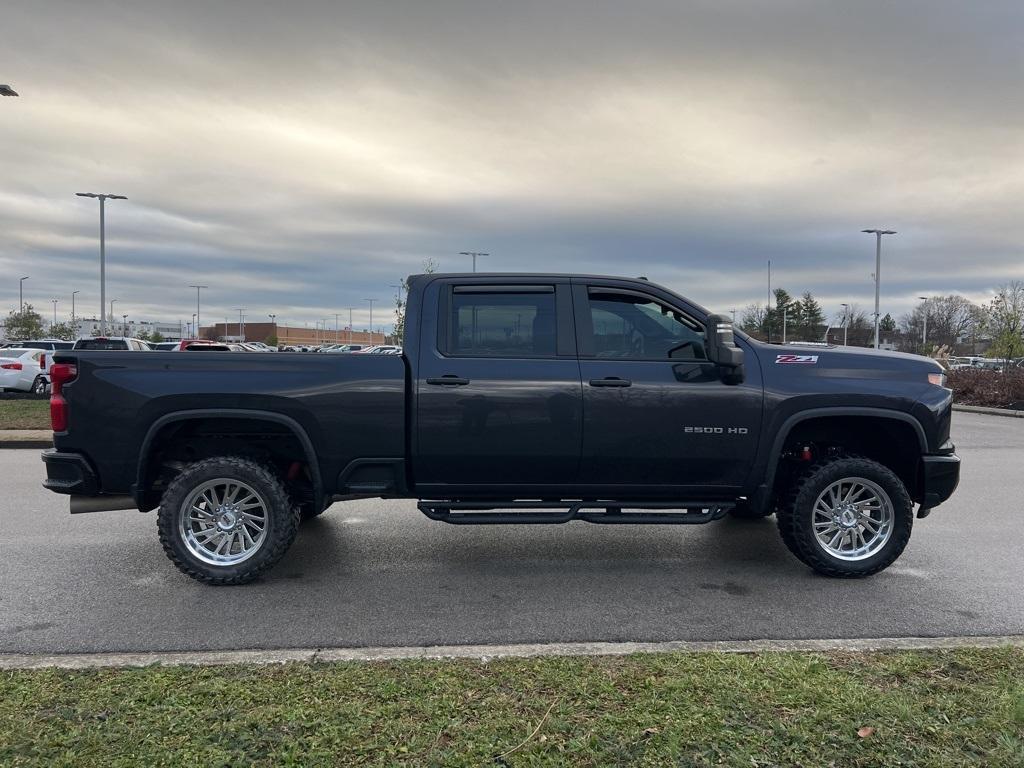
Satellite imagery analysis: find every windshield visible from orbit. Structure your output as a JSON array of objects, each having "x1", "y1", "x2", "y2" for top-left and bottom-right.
[{"x1": 74, "y1": 339, "x2": 129, "y2": 350}]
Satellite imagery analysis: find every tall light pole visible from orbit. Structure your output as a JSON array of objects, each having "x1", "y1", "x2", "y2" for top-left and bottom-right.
[
  {"x1": 122, "y1": 314, "x2": 128, "y2": 337},
  {"x1": 191, "y1": 313, "x2": 197, "y2": 339},
  {"x1": 365, "y1": 299, "x2": 376, "y2": 342},
  {"x1": 840, "y1": 303, "x2": 849, "y2": 346},
  {"x1": 19, "y1": 276, "x2": 28, "y2": 311},
  {"x1": 77, "y1": 193, "x2": 127, "y2": 335},
  {"x1": 51, "y1": 298, "x2": 58, "y2": 326},
  {"x1": 189, "y1": 285, "x2": 207, "y2": 335},
  {"x1": 234, "y1": 308, "x2": 246, "y2": 342},
  {"x1": 71, "y1": 290, "x2": 80, "y2": 338},
  {"x1": 334, "y1": 313, "x2": 341, "y2": 343},
  {"x1": 918, "y1": 296, "x2": 929, "y2": 351},
  {"x1": 348, "y1": 308, "x2": 354, "y2": 344},
  {"x1": 862, "y1": 229, "x2": 897, "y2": 349},
  {"x1": 109, "y1": 299, "x2": 117, "y2": 332},
  {"x1": 459, "y1": 251, "x2": 488, "y2": 273}
]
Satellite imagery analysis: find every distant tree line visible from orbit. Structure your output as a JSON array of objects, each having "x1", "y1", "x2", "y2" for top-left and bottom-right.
[{"x1": 737, "y1": 281, "x2": 1024, "y2": 359}]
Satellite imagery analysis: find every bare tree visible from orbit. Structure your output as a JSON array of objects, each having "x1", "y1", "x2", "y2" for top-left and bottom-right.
[
  {"x1": 740, "y1": 303, "x2": 768, "y2": 340},
  {"x1": 900, "y1": 294, "x2": 981, "y2": 352}
]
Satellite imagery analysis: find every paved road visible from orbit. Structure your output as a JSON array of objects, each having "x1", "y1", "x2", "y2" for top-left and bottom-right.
[{"x1": 1, "y1": 411, "x2": 1021, "y2": 654}]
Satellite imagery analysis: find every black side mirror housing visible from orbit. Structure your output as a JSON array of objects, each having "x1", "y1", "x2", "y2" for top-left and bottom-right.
[{"x1": 706, "y1": 314, "x2": 745, "y2": 384}]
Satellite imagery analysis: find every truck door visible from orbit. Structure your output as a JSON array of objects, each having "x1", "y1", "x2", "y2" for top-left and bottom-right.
[
  {"x1": 573, "y1": 281, "x2": 762, "y2": 494},
  {"x1": 415, "y1": 280, "x2": 583, "y2": 492}
]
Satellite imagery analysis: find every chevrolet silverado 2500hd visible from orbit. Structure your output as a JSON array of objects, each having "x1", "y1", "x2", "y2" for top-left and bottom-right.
[{"x1": 42, "y1": 273, "x2": 960, "y2": 584}]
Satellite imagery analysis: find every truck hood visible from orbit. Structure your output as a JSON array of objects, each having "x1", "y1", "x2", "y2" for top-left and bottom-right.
[{"x1": 752, "y1": 342, "x2": 943, "y2": 381}]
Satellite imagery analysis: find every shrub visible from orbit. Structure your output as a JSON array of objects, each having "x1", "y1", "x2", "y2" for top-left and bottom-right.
[{"x1": 947, "y1": 368, "x2": 1024, "y2": 409}]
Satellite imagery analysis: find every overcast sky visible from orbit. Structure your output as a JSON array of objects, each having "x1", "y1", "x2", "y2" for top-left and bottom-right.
[{"x1": 2, "y1": 0, "x2": 1022, "y2": 333}]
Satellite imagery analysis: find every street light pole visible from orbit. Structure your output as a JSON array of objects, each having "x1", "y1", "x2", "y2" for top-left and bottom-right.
[
  {"x1": 109, "y1": 299, "x2": 117, "y2": 332},
  {"x1": 71, "y1": 290, "x2": 80, "y2": 338},
  {"x1": 122, "y1": 314, "x2": 128, "y2": 337},
  {"x1": 459, "y1": 251, "x2": 489, "y2": 273},
  {"x1": 840, "y1": 303, "x2": 849, "y2": 346},
  {"x1": 51, "y1": 298, "x2": 58, "y2": 326},
  {"x1": 77, "y1": 193, "x2": 127, "y2": 335},
  {"x1": 191, "y1": 313, "x2": 197, "y2": 339},
  {"x1": 189, "y1": 285, "x2": 207, "y2": 336},
  {"x1": 861, "y1": 229, "x2": 897, "y2": 349},
  {"x1": 348, "y1": 308, "x2": 353, "y2": 344},
  {"x1": 19, "y1": 276, "x2": 28, "y2": 311},
  {"x1": 365, "y1": 299, "x2": 376, "y2": 342},
  {"x1": 234, "y1": 308, "x2": 246, "y2": 342}
]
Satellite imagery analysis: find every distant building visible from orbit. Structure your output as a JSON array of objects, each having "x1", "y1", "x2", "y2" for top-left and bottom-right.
[
  {"x1": 74, "y1": 317, "x2": 185, "y2": 341},
  {"x1": 199, "y1": 321, "x2": 388, "y2": 347}
]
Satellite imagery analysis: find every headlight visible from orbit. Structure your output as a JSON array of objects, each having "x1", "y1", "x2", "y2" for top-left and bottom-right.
[{"x1": 928, "y1": 372, "x2": 947, "y2": 387}]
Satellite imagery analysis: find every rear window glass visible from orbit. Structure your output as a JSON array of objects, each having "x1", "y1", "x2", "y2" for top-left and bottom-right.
[
  {"x1": 74, "y1": 339, "x2": 129, "y2": 350},
  {"x1": 449, "y1": 289, "x2": 556, "y2": 357}
]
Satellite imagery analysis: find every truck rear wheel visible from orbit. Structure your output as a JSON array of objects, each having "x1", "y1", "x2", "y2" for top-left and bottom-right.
[
  {"x1": 156, "y1": 456, "x2": 300, "y2": 585},
  {"x1": 776, "y1": 456, "x2": 913, "y2": 578}
]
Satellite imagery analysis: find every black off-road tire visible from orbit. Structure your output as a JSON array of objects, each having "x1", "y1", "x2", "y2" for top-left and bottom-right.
[
  {"x1": 728, "y1": 500, "x2": 774, "y2": 519},
  {"x1": 776, "y1": 456, "x2": 913, "y2": 578},
  {"x1": 32, "y1": 376, "x2": 48, "y2": 395},
  {"x1": 157, "y1": 456, "x2": 300, "y2": 585}
]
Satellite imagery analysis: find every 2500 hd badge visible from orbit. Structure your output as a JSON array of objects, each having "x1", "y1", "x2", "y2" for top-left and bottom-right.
[{"x1": 684, "y1": 426, "x2": 750, "y2": 434}]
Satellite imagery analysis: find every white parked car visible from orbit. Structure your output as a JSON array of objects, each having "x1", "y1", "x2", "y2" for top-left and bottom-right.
[{"x1": 0, "y1": 348, "x2": 48, "y2": 393}]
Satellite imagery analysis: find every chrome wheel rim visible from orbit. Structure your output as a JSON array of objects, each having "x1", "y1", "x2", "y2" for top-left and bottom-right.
[
  {"x1": 179, "y1": 478, "x2": 268, "y2": 566},
  {"x1": 812, "y1": 477, "x2": 894, "y2": 561}
]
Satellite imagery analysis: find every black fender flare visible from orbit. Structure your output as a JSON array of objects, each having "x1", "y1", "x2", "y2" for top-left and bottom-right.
[
  {"x1": 751, "y1": 406, "x2": 927, "y2": 512},
  {"x1": 134, "y1": 409, "x2": 323, "y2": 511}
]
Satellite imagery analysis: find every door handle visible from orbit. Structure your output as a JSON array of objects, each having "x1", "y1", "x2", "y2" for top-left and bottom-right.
[
  {"x1": 589, "y1": 377, "x2": 632, "y2": 387},
  {"x1": 426, "y1": 375, "x2": 470, "y2": 386}
]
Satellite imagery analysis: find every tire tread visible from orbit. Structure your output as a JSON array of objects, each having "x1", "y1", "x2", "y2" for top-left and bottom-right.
[{"x1": 157, "y1": 456, "x2": 299, "y2": 585}]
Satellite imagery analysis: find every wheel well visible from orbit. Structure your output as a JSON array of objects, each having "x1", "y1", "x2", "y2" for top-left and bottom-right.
[
  {"x1": 138, "y1": 417, "x2": 316, "y2": 511},
  {"x1": 774, "y1": 416, "x2": 923, "y2": 503}
]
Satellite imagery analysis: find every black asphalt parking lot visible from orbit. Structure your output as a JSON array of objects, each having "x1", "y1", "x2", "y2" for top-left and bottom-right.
[{"x1": 0, "y1": 411, "x2": 1020, "y2": 655}]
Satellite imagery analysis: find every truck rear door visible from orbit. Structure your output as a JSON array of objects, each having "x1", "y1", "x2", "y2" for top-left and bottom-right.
[{"x1": 414, "y1": 278, "x2": 582, "y2": 492}]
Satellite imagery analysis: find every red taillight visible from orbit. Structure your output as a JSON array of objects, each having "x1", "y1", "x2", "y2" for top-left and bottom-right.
[
  {"x1": 0, "y1": 362, "x2": 23, "y2": 370},
  {"x1": 40, "y1": 353, "x2": 46, "y2": 369},
  {"x1": 49, "y1": 363, "x2": 77, "y2": 433}
]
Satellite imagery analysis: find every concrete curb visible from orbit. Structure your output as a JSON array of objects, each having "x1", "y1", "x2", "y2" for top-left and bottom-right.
[
  {"x1": 0, "y1": 430, "x2": 51, "y2": 449},
  {"x1": 1, "y1": 635, "x2": 1022, "y2": 670},
  {"x1": 953, "y1": 404, "x2": 1024, "y2": 418}
]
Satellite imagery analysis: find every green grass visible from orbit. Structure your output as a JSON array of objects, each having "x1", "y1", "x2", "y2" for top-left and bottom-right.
[
  {"x1": 1, "y1": 648, "x2": 1022, "y2": 766},
  {"x1": 0, "y1": 399, "x2": 49, "y2": 430}
]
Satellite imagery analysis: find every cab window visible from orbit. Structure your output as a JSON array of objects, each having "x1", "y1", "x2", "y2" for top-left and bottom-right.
[
  {"x1": 587, "y1": 290, "x2": 706, "y2": 361},
  {"x1": 447, "y1": 287, "x2": 556, "y2": 357}
]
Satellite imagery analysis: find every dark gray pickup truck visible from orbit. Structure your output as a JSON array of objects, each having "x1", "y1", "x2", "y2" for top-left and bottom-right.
[{"x1": 42, "y1": 273, "x2": 960, "y2": 584}]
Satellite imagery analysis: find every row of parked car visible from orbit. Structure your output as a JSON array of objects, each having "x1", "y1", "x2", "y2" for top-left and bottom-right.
[
  {"x1": 0, "y1": 337, "x2": 405, "y2": 393},
  {"x1": 283, "y1": 343, "x2": 403, "y2": 354},
  {"x1": 946, "y1": 356, "x2": 1024, "y2": 373}
]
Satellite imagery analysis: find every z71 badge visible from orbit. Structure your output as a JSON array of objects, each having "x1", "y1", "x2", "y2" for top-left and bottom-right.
[{"x1": 775, "y1": 354, "x2": 819, "y2": 364}]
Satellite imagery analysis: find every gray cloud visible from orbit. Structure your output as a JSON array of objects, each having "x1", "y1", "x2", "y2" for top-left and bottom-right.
[{"x1": 2, "y1": 0, "x2": 1023, "y2": 333}]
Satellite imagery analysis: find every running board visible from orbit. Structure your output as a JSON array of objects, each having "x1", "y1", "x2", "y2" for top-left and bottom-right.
[{"x1": 417, "y1": 499, "x2": 733, "y2": 525}]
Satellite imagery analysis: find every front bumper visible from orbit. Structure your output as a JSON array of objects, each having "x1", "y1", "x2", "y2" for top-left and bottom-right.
[
  {"x1": 920, "y1": 452, "x2": 960, "y2": 511},
  {"x1": 41, "y1": 449, "x2": 98, "y2": 496}
]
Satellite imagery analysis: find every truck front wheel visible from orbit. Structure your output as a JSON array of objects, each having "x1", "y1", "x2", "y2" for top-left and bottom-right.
[
  {"x1": 156, "y1": 456, "x2": 300, "y2": 585},
  {"x1": 776, "y1": 456, "x2": 913, "y2": 578}
]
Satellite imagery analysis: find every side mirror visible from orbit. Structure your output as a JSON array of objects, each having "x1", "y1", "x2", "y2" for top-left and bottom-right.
[{"x1": 706, "y1": 314, "x2": 744, "y2": 384}]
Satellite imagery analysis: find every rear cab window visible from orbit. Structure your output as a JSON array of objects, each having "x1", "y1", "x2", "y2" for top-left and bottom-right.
[{"x1": 444, "y1": 285, "x2": 558, "y2": 358}]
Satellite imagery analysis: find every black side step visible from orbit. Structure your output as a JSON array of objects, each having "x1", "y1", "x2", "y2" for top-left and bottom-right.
[{"x1": 417, "y1": 499, "x2": 733, "y2": 525}]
